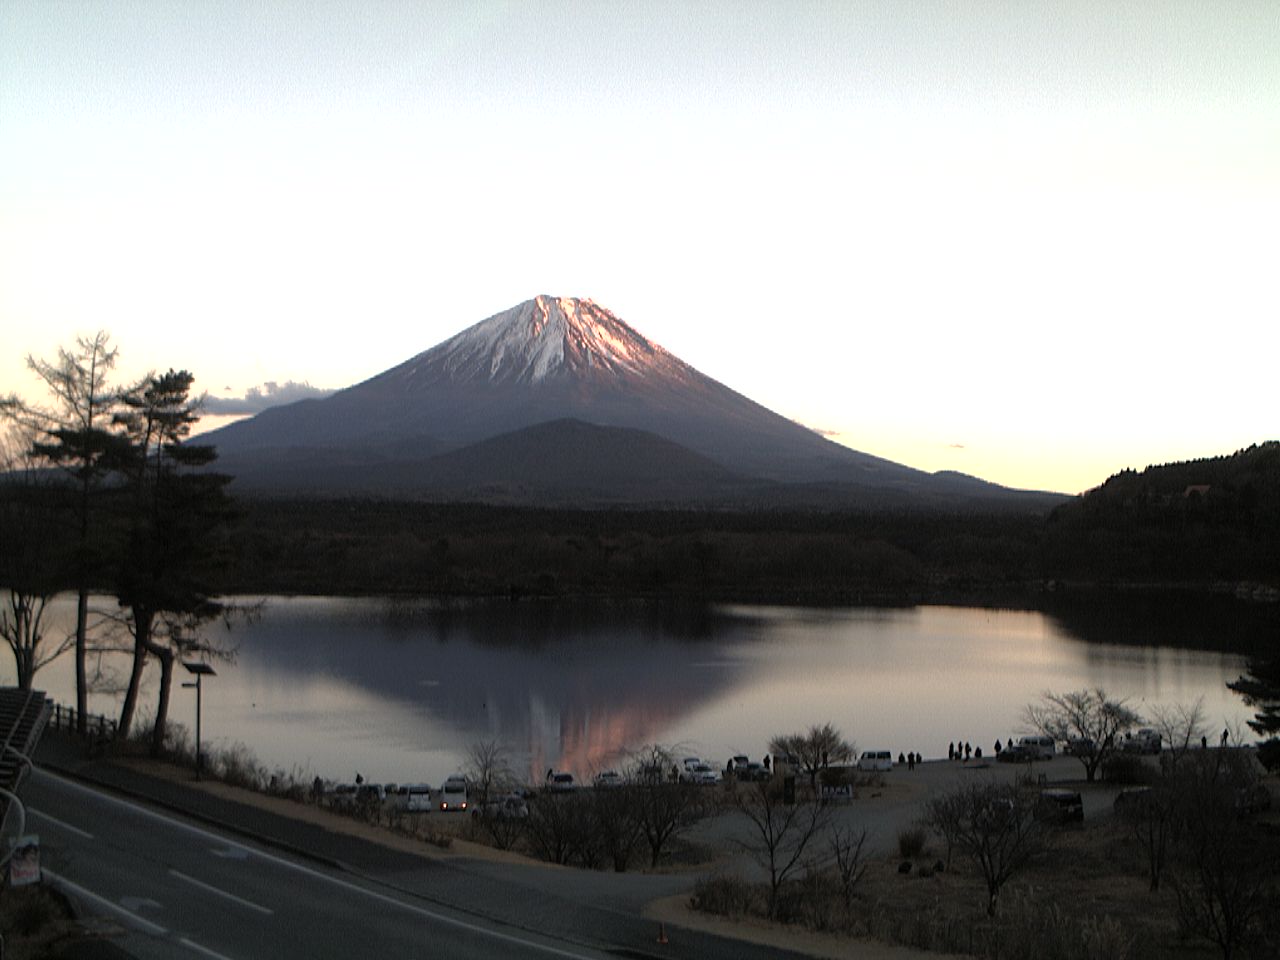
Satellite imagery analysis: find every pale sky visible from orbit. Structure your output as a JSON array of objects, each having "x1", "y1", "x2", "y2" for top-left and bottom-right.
[{"x1": 2, "y1": 1, "x2": 1276, "y2": 495}]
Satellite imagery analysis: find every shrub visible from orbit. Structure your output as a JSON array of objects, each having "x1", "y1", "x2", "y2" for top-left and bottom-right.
[
  {"x1": 216, "y1": 741, "x2": 267, "y2": 790},
  {"x1": 421, "y1": 826, "x2": 453, "y2": 849},
  {"x1": 897, "y1": 826, "x2": 927, "y2": 859},
  {"x1": 773, "y1": 868, "x2": 842, "y2": 931},
  {"x1": 690, "y1": 874, "x2": 761, "y2": 919},
  {"x1": 1101, "y1": 753, "x2": 1157, "y2": 785}
]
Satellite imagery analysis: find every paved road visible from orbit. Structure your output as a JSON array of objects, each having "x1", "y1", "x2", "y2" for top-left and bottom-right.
[
  {"x1": 30, "y1": 768, "x2": 620, "y2": 960},
  {"x1": 27, "y1": 765, "x2": 818, "y2": 960}
]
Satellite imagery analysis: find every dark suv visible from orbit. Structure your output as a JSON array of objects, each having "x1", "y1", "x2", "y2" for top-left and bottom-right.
[{"x1": 1035, "y1": 789, "x2": 1084, "y2": 824}]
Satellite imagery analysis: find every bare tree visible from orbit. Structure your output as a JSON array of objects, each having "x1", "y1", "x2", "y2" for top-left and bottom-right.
[
  {"x1": 1149, "y1": 698, "x2": 1209, "y2": 774},
  {"x1": 922, "y1": 781, "x2": 1043, "y2": 916},
  {"x1": 1170, "y1": 750, "x2": 1277, "y2": 960},
  {"x1": 1116, "y1": 781, "x2": 1178, "y2": 892},
  {"x1": 768, "y1": 722, "x2": 855, "y2": 790},
  {"x1": 1024, "y1": 688, "x2": 1142, "y2": 782},
  {"x1": 465, "y1": 739, "x2": 514, "y2": 811},
  {"x1": 627, "y1": 744, "x2": 705, "y2": 868},
  {"x1": 734, "y1": 776, "x2": 831, "y2": 918},
  {"x1": 924, "y1": 787, "x2": 964, "y2": 872},
  {"x1": 4, "y1": 332, "x2": 123, "y2": 732},
  {"x1": 471, "y1": 803, "x2": 526, "y2": 852},
  {"x1": 0, "y1": 430, "x2": 73, "y2": 688},
  {"x1": 829, "y1": 824, "x2": 871, "y2": 913},
  {"x1": 524, "y1": 791, "x2": 589, "y2": 865},
  {"x1": 588, "y1": 783, "x2": 643, "y2": 872}
]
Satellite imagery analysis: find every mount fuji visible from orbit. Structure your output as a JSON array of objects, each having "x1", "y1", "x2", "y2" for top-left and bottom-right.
[{"x1": 205, "y1": 296, "x2": 1059, "y2": 508}]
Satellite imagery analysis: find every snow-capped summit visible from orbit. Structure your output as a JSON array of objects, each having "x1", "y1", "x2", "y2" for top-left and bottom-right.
[{"x1": 396, "y1": 295, "x2": 688, "y2": 387}]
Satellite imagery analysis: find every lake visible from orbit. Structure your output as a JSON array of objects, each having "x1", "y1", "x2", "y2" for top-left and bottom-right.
[{"x1": 12, "y1": 594, "x2": 1265, "y2": 787}]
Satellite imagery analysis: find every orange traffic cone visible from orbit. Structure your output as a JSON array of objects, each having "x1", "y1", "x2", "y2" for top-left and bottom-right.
[{"x1": 657, "y1": 922, "x2": 668, "y2": 945}]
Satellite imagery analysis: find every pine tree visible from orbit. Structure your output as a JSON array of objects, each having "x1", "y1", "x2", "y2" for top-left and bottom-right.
[
  {"x1": 1228, "y1": 658, "x2": 1280, "y2": 771},
  {"x1": 113, "y1": 370, "x2": 235, "y2": 755}
]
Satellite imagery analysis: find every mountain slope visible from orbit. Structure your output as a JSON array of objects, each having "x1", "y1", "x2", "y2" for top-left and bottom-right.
[
  {"x1": 217, "y1": 418, "x2": 748, "y2": 503},
  {"x1": 206, "y1": 295, "x2": 1055, "y2": 506}
]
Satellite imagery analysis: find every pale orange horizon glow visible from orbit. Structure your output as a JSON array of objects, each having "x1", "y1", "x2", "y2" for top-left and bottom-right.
[{"x1": 3, "y1": 2, "x2": 1276, "y2": 496}]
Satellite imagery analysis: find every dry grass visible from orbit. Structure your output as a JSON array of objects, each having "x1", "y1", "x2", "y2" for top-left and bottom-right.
[{"x1": 695, "y1": 821, "x2": 1236, "y2": 960}]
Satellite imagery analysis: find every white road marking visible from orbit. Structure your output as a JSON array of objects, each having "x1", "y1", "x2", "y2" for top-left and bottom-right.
[
  {"x1": 36, "y1": 767, "x2": 603, "y2": 959},
  {"x1": 169, "y1": 868, "x2": 274, "y2": 915},
  {"x1": 42, "y1": 868, "x2": 169, "y2": 937},
  {"x1": 180, "y1": 937, "x2": 239, "y2": 960},
  {"x1": 29, "y1": 808, "x2": 95, "y2": 839}
]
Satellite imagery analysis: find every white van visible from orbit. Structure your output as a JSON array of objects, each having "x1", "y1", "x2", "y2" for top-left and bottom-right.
[
  {"x1": 439, "y1": 775, "x2": 469, "y2": 812},
  {"x1": 856, "y1": 750, "x2": 893, "y2": 772},
  {"x1": 1018, "y1": 736, "x2": 1056, "y2": 759}
]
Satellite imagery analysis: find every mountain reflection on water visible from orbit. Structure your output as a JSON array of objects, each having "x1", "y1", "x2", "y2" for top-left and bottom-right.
[
  {"x1": 19, "y1": 595, "x2": 1262, "y2": 786},
  {"x1": 238, "y1": 597, "x2": 757, "y2": 782}
]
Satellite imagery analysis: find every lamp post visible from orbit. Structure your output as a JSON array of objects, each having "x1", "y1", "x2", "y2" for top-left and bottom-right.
[{"x1": 181, "y1": 661, "x2": 216, "y2": 780}]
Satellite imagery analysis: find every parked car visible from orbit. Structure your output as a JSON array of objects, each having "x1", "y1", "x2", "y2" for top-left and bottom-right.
[
  {"x1": 1017, "y1": 736, "x2": 1056, "y2": 759},
  {"x1": 1122, "y1": 729, "x2": 1162, "y2": 755},
  {"x1": 856, "y1": 750, "x2": 893, "y2": 772},
  {"x1": 439, "y1": 774, "x2": 469, "y2": 812},
  {"x1": 326, "y1": 783, "x2": 358, "y2": 810},
  {"x1": 688, "y1": 762, "x2": 719, "y2": 785},
  {"x1": 476, "y1": 791, "x2": 529, "y2": 819},
  {"x1": 355, "y1": 783, "x2": 387, "y2": 808},
  {"x1": 1035, "y1": 789, "x2": 1084, "y2": 824},
  {"x1": 997, "y1": 744, "x2": 1033, "y2": 763},
  {"x1": 546, "y1": 770, "x2": 577, "y2": 793},
  {"x1": 742, "y1": 761, "x2": 771, "y2": 782},
  {"x1": 403, "y1": 783, "x2": 434, "y2": 812},
  {"x1": 593, "y1": 770, "x2": 624, "y2": 788},
  {"x1": 678, "y1": 758, "x2": 707, "y2": 782},
  {"x1": 1065, "y1": 737, "x2": 1095, "y2": 757},
  {"x1": 1113, "y1": 787, "x2": 1157, "y2": 820}
]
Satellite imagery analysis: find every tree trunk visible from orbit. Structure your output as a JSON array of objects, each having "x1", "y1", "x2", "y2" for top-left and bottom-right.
[
  {"x1": 118, "y1": 607, "x2": 153, "y2": 737},
  {"x1": 149, "y1": 646, "x2": 174, "y2": 758},
  {"x1": 17, "y1": 644, "x2": 33, "y2": 690},
  {"x1": 75, "y1": 587, "x2": 89, "y2": 734},
  {"x1": 16, "y1": 648, "x2": 33, "y2": 690}
]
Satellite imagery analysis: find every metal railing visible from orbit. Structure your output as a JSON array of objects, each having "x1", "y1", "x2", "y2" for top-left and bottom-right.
[{"x1": 46, "y1": 703, "x2": 118, "y2": 743}]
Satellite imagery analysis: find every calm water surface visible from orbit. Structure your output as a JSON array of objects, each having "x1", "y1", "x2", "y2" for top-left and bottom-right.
[{"x1": 16, "y1": 595, "x2": 1259, "y2": 786}]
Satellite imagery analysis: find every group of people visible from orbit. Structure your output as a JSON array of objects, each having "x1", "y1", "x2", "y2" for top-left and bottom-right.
[
  {"x1": 947, "y1": 740, "x2": 988, "y2": 761},
  {"x1": 896, "y1": 751, "x2": 922, "y2": 769}
]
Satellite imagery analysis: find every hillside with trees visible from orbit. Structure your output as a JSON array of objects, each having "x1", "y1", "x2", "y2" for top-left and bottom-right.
[{"x1": 1043, "y1": 442, "x2": 1280, "y2": 587}]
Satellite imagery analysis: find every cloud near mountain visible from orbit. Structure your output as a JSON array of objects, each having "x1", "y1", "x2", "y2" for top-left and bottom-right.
[{"x1": 204, "y1": 380, "x2": 334, "y2": 416}]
